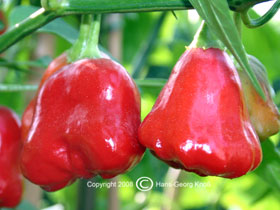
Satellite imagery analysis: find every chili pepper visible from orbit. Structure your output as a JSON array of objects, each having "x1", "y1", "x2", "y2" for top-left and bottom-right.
[
  {"x1": 138, "y1": 23, "x2": 262, "y2": 178},
  {"x1": 239, "y1": 55, "x2": 280, "y2": 141},
  {"x1": 21, "y1": 53, "x2": 68, "y2": 142},
  {"x1": 0, "y1": 107, "x2": 22, "y2": 207},
  {"x1": 21, "y1": 14, "x2": 144, "y2": 191},
  {"x1": 20, "y1": 58, "x2": 144, "y2": 191},
  {"x1": 21, "y1": 50, "x2": 110, "y2": 142}
]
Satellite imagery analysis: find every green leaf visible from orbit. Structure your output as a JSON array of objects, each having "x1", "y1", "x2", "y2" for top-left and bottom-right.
[
  {"x1": 9, "y1": 6, "x2": 37, "y2": 25},
  {"x1": 188, "y1": 0, "x2": 265, "y2": 99},
  {"x1": 254, "y1": 140, "x2": 280, "y2": 191},
  {"x1": 19, "y1": 56, "x2": 52, "y2": 68},
  {"x1": 0, "y1": 58, "x2": 32, "y2": 73},
  {"x1": 132, "y1": 12, "x2": 167, "y2": 78},
  {"x1": 39, "y1": 18, "x2": 78, "y2": 44},
  {"x1": 0, "y1": 56, "x2": 52, "y2": 72},
  {"x1": 9, "y1": 6, "x2": 78, "y2": 43}
]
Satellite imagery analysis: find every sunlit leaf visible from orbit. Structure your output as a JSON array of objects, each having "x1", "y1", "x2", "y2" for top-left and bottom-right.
[{"x1": 9, "y1": 6, "x2": 78, "y2": 43}]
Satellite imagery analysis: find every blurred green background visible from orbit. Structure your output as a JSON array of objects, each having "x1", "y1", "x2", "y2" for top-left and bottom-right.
[{"x1": 1, "y1": 0, "x2": 280, "y2": 210}]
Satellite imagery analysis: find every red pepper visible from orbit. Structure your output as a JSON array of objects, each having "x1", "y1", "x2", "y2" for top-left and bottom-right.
[
  {"x1": 21, "y1": 53, "x2": 68, "y2": 142},
  {"x1": 239, "y1": 55, "x2": 280, "y2": 141},
  {"x1": 21, "y1": 52, "x2": 110, "y2": 141},
  {"x1": 20, "y1": 58, "x2": 144, "y2": 191},
  {"x1": 138, "y1": 47, "x2": 262, "y2": 178},
  {"x1": 0, "y1": 107, "x2": 22, "y2": 207}
]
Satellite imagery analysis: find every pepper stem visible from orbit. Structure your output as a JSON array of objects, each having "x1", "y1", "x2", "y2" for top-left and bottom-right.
[
  {"x1": 189, "y1": 21, "x2": 223, "y2": 50},
  {"x1": 68, "y1": 14, "x2": 102, "y2": 62}
]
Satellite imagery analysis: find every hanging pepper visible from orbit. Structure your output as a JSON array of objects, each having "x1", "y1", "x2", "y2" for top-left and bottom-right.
[
  {"x1": 239, "y1": 55, "x2": 280, "y2": 141},
  {"x1": 138, "y1": 22, "x2": 262, "y2": 178},
  {"x1": 20, "y1": 15, "x2": 144, "y2": 191},
  {"x1": 21, "y1": 23, "x2": 111, "y2": 142},
  {"x1": 21, "y1": 38, "x2": 111, "y2": 141},
  {"x1": 0, "y1": 107, "x2": 22, "y2": 207}
]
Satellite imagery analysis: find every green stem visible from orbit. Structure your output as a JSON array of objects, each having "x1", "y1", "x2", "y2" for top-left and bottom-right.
[
  {"x1": 42, "y1": 0, "x2": 270, "y2": 13},
  {"x1": 234, "y1": 12, "x2": 242, "y2": 37},
  {"x1": 0, "y1": 0, "x2": 273, "y2": 53},
  {"x1": 68, "y1": 14, "x2": 102, "y2": 62},
  {"x1": 190, "y1": 21, "x2": 223, "y2": 50},
  {"x1": 241, "y1": 0, "x2": 280, "y2": 28},
  {"x1": 43, "y1": 0, "x2": 192, "y2": 13},
  {"x1": 0, "y1": 8, "x2": 58, "y2": 53}
]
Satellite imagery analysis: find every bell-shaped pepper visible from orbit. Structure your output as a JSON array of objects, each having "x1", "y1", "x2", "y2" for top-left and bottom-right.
[
  {"x1": 239, "y1": 55, "x2": 280, "y2": 141},
  {"x1": 21, "y1": 15, "x2": 144, "y2": 191},
  {"x1": 138, "y1": 35, "x2": 262, "y2": 177},
  {"x1": 20, "y1": 58, "x2": 144, "y2": 191},
  {"x1": 21, "y1": 51, "x2": 110, "y2": 141},
  {"x1": 0, "y1": 107, "x2": 22, "y2": 207}
]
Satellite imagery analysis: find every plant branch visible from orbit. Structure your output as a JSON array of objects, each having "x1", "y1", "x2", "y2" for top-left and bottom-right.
[
  {"x1": 42, "y1": 0, "x2": 271, "y2": 13},
  {"x1": 0, "y1": 0, "x2": 272, "y2": 53},
  {"x1": 0, "y1": 8, "x2": 57, "y2": 53}
]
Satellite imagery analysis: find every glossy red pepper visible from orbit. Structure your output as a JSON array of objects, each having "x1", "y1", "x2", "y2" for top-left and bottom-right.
[
  {"x1": 138, "y1": 48, "x2": 262, "y2": 178},
  {"x1": 21, "y1": 53, "x2": 68, "y2": 141},
  {"x1": 0, "y1": 107, "x2": 22, "y2": 207},
  {"x1": 20, "y1": 58, "x2": 144, "y2": 191},
  {"x1": 21, "y1": 52, "x2": 110, "y2": 141},
  {"x1": 239, "y1": 55, "x2": 280, "y2": 141}
]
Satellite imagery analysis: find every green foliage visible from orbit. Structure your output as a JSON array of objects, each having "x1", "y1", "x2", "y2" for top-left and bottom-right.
[
  {"x1": 242, "y1": 11, "x2": 280, "y2": 81},
  {"x1": 255, "y1": 140, "x2": 280, "y2": 191},
  {"x1": 46, "y1": 182, "x2": 79, "y2": 210},
  {"x1": 9, "y1": 6, "x2": 79, "y2": 43}
]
